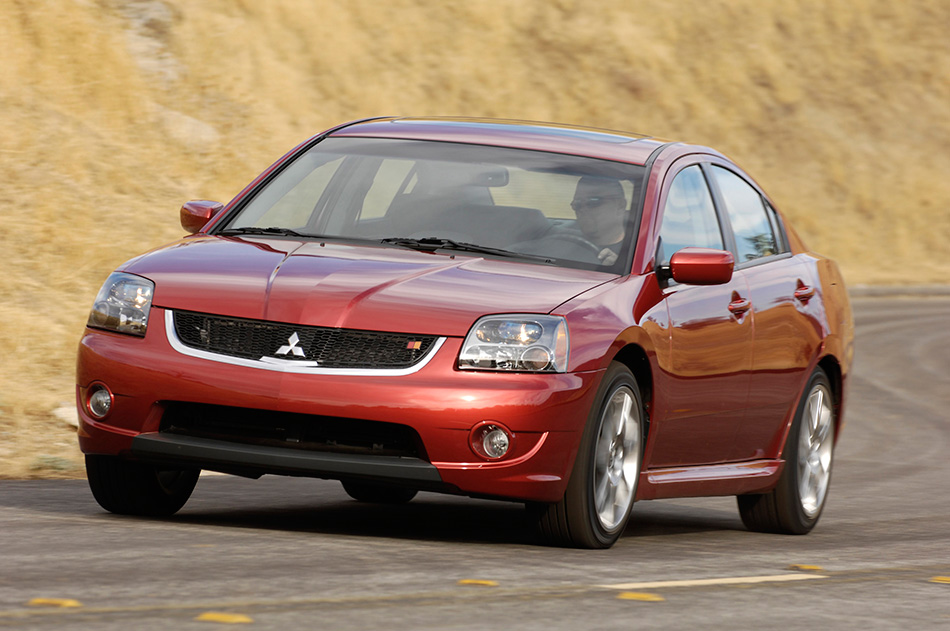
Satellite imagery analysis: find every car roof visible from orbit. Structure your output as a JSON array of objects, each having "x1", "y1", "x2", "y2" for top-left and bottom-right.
[{"x1": 328, "y1": 116, "x2": 672, "y2": 166}]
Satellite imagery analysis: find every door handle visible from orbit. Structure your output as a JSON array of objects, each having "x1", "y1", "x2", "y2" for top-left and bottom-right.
[
  {"x1": 794, "y1": 283, "x2": 815, "y2": 303},
  {"x1": 728, "y1": 297, "x2": 751, "y2": 315}
]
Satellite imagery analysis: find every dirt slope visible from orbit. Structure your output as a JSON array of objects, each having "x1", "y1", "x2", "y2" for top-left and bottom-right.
[{"x1": 1, "y1": 0, "x2": 947, "y2": 476}]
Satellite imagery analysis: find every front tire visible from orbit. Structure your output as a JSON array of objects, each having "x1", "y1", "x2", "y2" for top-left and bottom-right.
[
  {"x1": 535, "y1": 362, "x2": 643, "y2": 548},
  {"x1": 738, "y1": 368, "x2": 836, "y2": 534},
  {"x1": 85, "y1": 455, "x2": 199, "y2": 517}
]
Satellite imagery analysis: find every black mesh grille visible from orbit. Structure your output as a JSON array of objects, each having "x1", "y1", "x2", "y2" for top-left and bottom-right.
[
  {"x1": 173, "y1": 310, "x2": 438, "y2": 369},
  {"x1": 161, "y1": 402, "x2": 427, "y2": 459}
]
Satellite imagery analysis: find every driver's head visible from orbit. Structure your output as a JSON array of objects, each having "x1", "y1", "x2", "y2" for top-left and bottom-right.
[{"x1": 571, "y1": 176, "x2": 627, "y2": 247}]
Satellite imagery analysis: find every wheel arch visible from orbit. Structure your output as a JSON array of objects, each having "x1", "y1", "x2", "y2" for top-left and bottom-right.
[
  {"x1": 816, "y1": 353, "x2": 844, "y2": 444},
  {"x1": 610, "y1": 343, "x2": 653, "y2": 440}
]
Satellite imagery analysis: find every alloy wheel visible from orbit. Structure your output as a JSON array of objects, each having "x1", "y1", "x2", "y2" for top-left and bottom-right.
[
  {"x1": 592, "y1": 385, "x2": 641, "y2": 531},
  {"x1": 798, "y1": 383, "x2": 834, "y2": 518}
]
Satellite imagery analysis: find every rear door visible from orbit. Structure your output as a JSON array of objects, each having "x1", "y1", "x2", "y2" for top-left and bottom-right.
[{"x1": 705, "y1": 164, "x2": 823, "y2": 461}]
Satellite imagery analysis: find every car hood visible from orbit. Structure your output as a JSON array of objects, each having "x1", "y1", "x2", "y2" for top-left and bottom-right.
[{"x1": 123, "y1": 236, "x2": 617, "y2": 336}]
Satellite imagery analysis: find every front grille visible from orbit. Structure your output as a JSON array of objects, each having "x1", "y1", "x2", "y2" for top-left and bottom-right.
[
  {"x1": 173, "y1": 310, "x2": 438, "y2": 369},
  {"x1": 161, "y1": 402, "x2": 427, "y2": 459}
]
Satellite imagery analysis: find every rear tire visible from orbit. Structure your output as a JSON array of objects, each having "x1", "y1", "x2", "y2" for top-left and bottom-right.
[
  {"x1": 534, "y1": 362, "x2": 643, "y2": 548},
  {"x1": 341, "y1": 481, "x2": 418, "y2": 504},
  {"x1": 738, "y1": 368, "x2": 835, "y2": 534},
  {"x1": 85, "y1": 455, "x2": 199, "y2": 517}
]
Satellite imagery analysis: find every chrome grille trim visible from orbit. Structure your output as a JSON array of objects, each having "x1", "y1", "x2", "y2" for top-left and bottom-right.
[{"x1": 164, "y1": 310, "x2": 445, "y2": 376}]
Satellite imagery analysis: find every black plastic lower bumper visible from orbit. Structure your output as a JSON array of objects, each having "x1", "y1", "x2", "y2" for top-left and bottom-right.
[{"x1": 130, "y1": 433, "x2": 444, "y2": 485}]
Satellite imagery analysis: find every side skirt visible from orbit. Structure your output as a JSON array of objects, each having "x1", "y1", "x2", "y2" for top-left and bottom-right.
[{"x1": 636, "y1": 459, "x2": 785, "y2": 500}]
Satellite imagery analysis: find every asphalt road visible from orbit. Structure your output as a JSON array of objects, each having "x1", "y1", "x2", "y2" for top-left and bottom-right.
[{"x1": 1, "y1": 296, "x2": 949, "y2": 630}]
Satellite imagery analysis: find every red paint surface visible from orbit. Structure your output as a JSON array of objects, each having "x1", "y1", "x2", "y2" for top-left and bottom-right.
[{"x1": 77, "y1": 118, "x2": 853, "y2": 503}]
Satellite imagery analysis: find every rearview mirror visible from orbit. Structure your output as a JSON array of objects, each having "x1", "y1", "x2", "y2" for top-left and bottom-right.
[
  {"x1": 471, "y1": 167, "x2": 509, "y2": 187},
  {"x1": 668, "y1": 247, "x2": 734, "y2": 285},
  {"x1": 180, "y1": 200, "x2": 224, "y2": 234}
]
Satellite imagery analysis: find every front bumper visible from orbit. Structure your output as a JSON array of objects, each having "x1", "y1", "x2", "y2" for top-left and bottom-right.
[{"x1": 76, "y1": 308, "x2": 603, "y2": 502}]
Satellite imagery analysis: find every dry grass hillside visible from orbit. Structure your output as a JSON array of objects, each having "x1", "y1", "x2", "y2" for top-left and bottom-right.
[{"x1": 1, "y1": 0, "x2": 948, "y2": 477}]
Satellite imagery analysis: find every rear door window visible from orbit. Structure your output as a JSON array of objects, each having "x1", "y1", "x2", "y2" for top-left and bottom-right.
[{"x1": 710, "y1": 166, "x2": 781, "y2": 263}]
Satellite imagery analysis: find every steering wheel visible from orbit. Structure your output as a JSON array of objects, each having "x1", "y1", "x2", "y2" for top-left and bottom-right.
[{"x1": 531, "y1": 232, "x2": 603, "y2": 264}]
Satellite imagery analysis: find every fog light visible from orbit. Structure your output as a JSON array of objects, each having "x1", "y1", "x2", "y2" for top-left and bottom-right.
[
  {"x1": 470, "y1": 422, "x2": 512, "y2": 460},
  {"x1": 87, "y1": 385, "x2": 113, "y2": 419}
]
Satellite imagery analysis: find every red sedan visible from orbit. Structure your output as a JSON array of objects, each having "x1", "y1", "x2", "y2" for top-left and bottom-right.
[{"x1": 77, "y1": 117, "x2": 854, "y2": 548}]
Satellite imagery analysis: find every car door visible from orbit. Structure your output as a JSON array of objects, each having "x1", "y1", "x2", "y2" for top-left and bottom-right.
[
  {"x1": 706, "y1": 164, "x2": 824, "y2": 461},
  {"x1": 647, "y1": 163, "x2": 753, "y2": 467}
]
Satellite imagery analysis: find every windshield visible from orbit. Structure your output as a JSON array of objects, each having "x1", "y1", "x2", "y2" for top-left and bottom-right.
[{"x1": 220, "y1": 137, "x2": 645, "y2": 273}]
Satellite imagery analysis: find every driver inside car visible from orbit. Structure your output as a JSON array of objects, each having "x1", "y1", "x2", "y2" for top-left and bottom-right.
[{"x1": 570, "y1": 176, "x2": 628, "y2": 266}]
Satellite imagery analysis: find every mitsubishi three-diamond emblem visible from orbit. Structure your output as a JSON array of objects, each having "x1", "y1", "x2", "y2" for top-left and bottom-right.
[{"x1": 276, "y1": 332, "x2": 306, "y2": 357}]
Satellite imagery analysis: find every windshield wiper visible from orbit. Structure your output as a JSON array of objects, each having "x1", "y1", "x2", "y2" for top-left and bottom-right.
[
  {"x1": 218, "y1": 226, "x2": 311, "y2": 237},
  {"x1": 379, "y1": 237, "x2": 551, "y2": 262}
]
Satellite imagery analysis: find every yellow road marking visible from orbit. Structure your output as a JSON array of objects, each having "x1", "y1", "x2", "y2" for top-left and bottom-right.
[
  {"x1": 600, "y1": 574, "x2": 827, "y2": 590},
  {"x1": 457, "y1": 579, "x2": 499, "y2": 587},
  {"x1": 27, "y1": 598, "x2": 82, "y2": 608},
  {"x1": 617, "y1": 592, "x2": 665, "y2": 602},
  {"x1": 930, "y1": 576, "x2": 950, "y2": 584},
  {"x1": 4, "y1": 566, "x2": 945, "y2": 621},
  {"x1": 787, "y1": 564, "x2": 824, "y2": 572},
  {"x1": 195, "y1": 612, "x2": 253, "y2": 623}
]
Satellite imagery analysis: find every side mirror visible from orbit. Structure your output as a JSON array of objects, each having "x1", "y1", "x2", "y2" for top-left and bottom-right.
[
  {"x1": 668, "y1": 247, "x2": 734, "y2": 285},
  {"x1": 180, "y1": 200, "x2": 224, "y2": 234}
]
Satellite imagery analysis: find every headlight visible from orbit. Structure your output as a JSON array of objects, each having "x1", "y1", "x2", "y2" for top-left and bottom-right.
[
  {"x1": 459, "y1": 314, "x2": 569, "y2": 373},
  {"x1": 86, "y1": 272, "x2": 155, "y2": 337}
]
